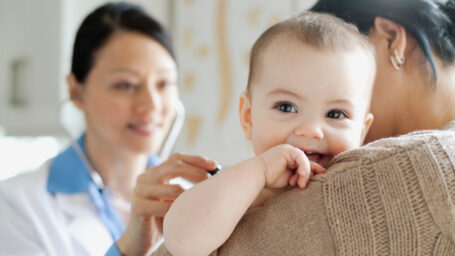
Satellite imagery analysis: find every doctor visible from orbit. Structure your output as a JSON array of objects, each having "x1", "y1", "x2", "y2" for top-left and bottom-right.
[{"x1": 0, "y1": 2, "x2": 216, "y2": 255}]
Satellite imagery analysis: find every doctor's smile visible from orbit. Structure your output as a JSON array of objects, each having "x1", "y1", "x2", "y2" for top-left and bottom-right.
[{"x1": 127, "y1": 122, "x2": 162, "y2": 137}]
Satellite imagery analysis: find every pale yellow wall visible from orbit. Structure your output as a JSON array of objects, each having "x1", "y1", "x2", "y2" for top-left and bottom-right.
[{"x1": 172, "y1": 0, "x2": 318, "y2": 166}]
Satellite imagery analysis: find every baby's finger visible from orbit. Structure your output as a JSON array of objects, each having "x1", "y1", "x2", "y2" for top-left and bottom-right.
[
  {"x1": 310, "y1": 161, "x2": 327, "y2": 174},
  {"x1": 295, "y1": 157, "x2": 311, "y2": 179},
  {"x1": 297, "y1": 173, "x2": 312, "y2": 189},
  {"x1": 289, "y1": 174, "x2": 299, "y2": 187}
]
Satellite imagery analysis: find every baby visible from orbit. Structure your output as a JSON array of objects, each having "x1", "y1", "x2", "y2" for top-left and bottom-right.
[{"x1": 164, "y1": 12, "x2": 376, "y2": 256}]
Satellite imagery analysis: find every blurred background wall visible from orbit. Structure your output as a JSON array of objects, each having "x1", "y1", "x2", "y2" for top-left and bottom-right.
[{"x1": 0, "y1": 0, "x2": 316, "y2": 180}]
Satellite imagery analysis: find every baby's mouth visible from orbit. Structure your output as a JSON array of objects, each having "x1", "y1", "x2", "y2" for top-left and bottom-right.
[{"x1": 303, "y1": 151, "x2": 331, "y2": 168}]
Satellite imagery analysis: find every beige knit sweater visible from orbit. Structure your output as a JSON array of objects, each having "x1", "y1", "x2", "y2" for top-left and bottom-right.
[{"x1": 154, "y1": 121, "x2": 455, "y2": 255}]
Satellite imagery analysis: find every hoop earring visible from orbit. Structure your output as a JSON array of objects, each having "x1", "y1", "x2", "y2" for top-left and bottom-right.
[{"x1": 390, "y1": 49, "x2": 405, "y2": 70}]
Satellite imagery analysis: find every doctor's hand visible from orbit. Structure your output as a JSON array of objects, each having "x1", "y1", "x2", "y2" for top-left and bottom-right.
[{"x1": 116, "y1": 153, "x2": 217, "y2": 256}]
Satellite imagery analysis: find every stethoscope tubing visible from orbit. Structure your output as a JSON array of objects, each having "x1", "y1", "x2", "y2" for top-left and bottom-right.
[{"x1": 57, "y1": 98, "x2": 186, "y2": 189}]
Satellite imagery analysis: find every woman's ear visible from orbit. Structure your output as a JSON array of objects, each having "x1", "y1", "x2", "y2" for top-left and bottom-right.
[
  {"x1": 361, "y1": 113, "x2": 374, "y2": 143},
  {"x1": 67, "y1": 73, "x2": 85, "y2": 110},
  {"x1": 373, "y1": 17, "x2": 407, "y2": 62},
  {"x1": 238, "y1": 92, "x2": 253, "y2": 140}
]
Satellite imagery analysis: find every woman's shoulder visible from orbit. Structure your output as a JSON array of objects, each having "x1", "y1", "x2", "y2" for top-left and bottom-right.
[
  {"x1": 329, "y1": 120, "x2": 455, "y2": 167},
  {"x1": 305, "y1": 122, "x2": 455, "y2": 255}
]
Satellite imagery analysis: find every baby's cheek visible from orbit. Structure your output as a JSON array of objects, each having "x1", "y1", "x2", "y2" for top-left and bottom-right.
[
  {"x1": 329, "y1": 134, "x2": 361, "y2": 156},
  {"x1": 252, "y1": 133, "x2": 282, "y2": 155},
  {"x1": 253, "y1": 139, "x2": 275, "y2": 155}
]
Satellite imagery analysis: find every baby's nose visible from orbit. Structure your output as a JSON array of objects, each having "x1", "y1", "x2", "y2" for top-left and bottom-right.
[{"x1": 294, "y1": 122, "x2": 324, "y2": 140}]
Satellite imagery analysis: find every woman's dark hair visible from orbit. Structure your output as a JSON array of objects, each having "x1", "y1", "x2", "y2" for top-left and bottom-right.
[
  {"x1": 310, "y1": 0, "x2": 455, "y2": 82},
  {"x1": 71, "y1": 2, "x2": 175, "y2": 83}
]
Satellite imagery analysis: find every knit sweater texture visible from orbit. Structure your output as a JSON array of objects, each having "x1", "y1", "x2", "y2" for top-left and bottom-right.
[{"x1": 154, "y1": 121, "x2": 455, "y2": 255}]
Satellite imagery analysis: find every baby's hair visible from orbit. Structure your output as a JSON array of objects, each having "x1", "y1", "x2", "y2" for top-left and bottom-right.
[{"x1": 247, "y1": 12, "x2": 375, "y2": 92}]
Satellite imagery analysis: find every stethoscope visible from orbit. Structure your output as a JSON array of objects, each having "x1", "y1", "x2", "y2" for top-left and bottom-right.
[
  {"x1": 56, "y1": 99, "x2": 188, "y2": 242},
  {"x1": 57, "y1": 99, "x2": 186, "y2": 191},
  {"x1": 58, "y1": 98, "x2": 221, "y2": 244}
]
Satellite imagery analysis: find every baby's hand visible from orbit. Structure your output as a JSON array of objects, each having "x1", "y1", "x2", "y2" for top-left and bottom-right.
[{"x1": 257, "y1": 144, "x2": 326, "y2": 189}]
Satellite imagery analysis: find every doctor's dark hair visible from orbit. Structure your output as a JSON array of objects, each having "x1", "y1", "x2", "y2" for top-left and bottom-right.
[
  {"x1": 70, "y1": 2, "x2": 175, "y2": 83},
  {"x1": 310, "y1": 0, "x2": 455, "y2": 82}
]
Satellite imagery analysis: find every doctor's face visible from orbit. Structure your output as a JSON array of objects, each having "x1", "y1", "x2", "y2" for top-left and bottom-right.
[{"x1": 72, "y1": 31, "x2": 178, "y2": 154}]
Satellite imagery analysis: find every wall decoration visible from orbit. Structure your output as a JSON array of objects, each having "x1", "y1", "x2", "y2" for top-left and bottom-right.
[{"x1": 173, "y1": 0, "x2": 316, "y2": 165}]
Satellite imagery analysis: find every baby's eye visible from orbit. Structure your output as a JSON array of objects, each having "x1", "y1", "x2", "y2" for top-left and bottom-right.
[
  {"x1": 326, "y1": 109, "x2": 348, "y2": 119},
  {"x1": 274, "y1": 102, "x2": 297, "y2": 113}
]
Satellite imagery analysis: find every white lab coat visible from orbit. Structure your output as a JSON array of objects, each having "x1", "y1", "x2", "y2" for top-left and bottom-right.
[{"x1": 0, "y1": 161, "x2": 114, "y2": 255}]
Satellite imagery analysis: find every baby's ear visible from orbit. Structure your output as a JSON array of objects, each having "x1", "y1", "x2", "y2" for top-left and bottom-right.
[
  {"x1": 239, "y1": 92, "x2": 253, "y2": 140},
  {"x1": 361, "y1": 113, "x2": 374, "y2": 143}
]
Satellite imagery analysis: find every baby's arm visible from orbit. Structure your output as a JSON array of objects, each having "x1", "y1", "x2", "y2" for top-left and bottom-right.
[{"x1": 163, "y1": 144, "x2": 326, "y2": 256}]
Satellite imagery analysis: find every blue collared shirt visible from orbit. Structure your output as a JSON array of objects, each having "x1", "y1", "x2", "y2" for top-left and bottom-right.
[{"x1": 47, "y1": 134, "x2": 160, "y2": 256}]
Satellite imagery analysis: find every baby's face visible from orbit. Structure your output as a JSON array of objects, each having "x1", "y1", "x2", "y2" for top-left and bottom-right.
[{"x1": 241, "y1": 40, "x2": 374, "y2": 167}]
